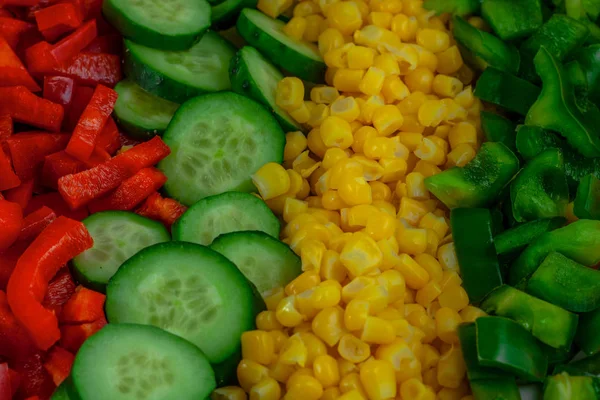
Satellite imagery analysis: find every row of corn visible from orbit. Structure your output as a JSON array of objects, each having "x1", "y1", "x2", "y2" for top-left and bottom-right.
[{"x1": 214, "y1": 0, "x2": 490, "y2": 399}]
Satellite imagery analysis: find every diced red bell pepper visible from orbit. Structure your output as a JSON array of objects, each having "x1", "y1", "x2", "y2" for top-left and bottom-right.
[
  {"x1": 84, "y1": 0, "x2": 102, "y2": 19},
  {"x1": 42, "y1": 150, "x2": 86, "y2": 189},
  {"x1": 8, "y1": 368, "x2": 19, "y2": 397},
  {"x1": 0, "y1": 290, "x2": 37, "y2": 361},
  {"x1": 0, "y1": 241, "x2": 26, "y2": 291},
  {"x1": 83, "y1": 34, "x2": 122, "y2": 55},
  {"x1": 35, "y1": 3, "x2": 82, "y2": 41},
  {"x1": 0, "y1": 86, "x2": 64, "y2": 132},
  {"x1": 13, "y1": 352, "x2": 55, "y2": 400},
  {"x1": 25, "y1": 192, "x2": 88, "y2": 221},
  {"x1": 0, "y1": 10, "x2": 13, "y2": 17},
  {"x1": 0, "y1": 115, "x2": 12, "y2": 142},
  {"x1": 0, "y1": 35, "x2": 40, "y2": 92},
  {"x1": 61, "y1": 286, "x2": 105, "y2": 324},
  {"x1": 43, "y1": 346, "x2": 73, "y2": 386},
  {"x1": 136, "y1": 192, "x2": 188, "y2": 229},
  {"x1": 0, "y1": 147, "x2": 20, "y2": 191},
  {"x1": 88, "y1": 167, "x2": 167, "y2": 213},
  {"x1": 25, "y1": 396, "x2": 40, "y2": 400},
  {"x1": 52, "y1": 52, "x2": 122, "y2": 88},
  {"x1": 0, "y1": 363, "x2": 11, "y2": 400},
  {"x1": 64, "y1": 85, "x2": 93, "y2": 131},
  {"x1": 0, "y1": 0, "x2": 41, "y2": 5},
  {"x1": 0, "y1": 17, "x2": 34, "y2": 49},
  {"x1": 50, "y1": 19, "x2": 96, "y2": 66},
  {"x1": 95, "y1": 117, "x2": 120, "y2": 156},
  {"x1": 118, "y1": 131, "x2": 143, "y2": 148},
  {"x1": 43, "y1": 76, "x2": 75, "y2": 106},
  {"x1": 19, "y1": 206, "x2": 56, "y2": 243},
  {"x1": 7, "y1": 133, "x2": 70, "y2": 181},
  {"x1": 58, "y1": 137, "x2": 171, "y2": 209},
  {"x1": 3, "y1": 179, "x2": 34, "y2": 209},
  {"x1": 42, "y1": 268, "x2": 75, "y2": 315},
  {"x1": 59, "y1": 316, "x2": 106, "y2": 353},
  {"x1": 7, "y1": 216, "x2": 93, "y2": 350},
  {"x1": 66, "y1": 84, "x2": 118, "y2": 162},
  {"x1": 0, "y1": 199, "x2": 22, "y2": 251}
]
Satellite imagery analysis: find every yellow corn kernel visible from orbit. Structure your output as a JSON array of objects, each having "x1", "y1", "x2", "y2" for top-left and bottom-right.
[
  {"x1": 311, "y1": 87, "x2": 340, "y2": 106},
  {"x1": 350, "y1": 126, "x2": 375, "y2": 154},
  {"x1": 338, "y1": 333, "x2": 371, "y2": 363},
  {"x1": 405, "y1": 67, "x2": 434, "y2": 94},
  {"x1": 448, "y1": 122, "x2": 477, "y2": 150},
  {"x1": 289, "y1": 101, "x2": 311, "y2": 123},
  {"x1": 400, "y1": 378, "x2": 433, "y2": 400},
  {"x1": 301, "y1": 240, "x2": 327, "y2": 272},
  {"x1": 338, "y1": 175, "x2": 372, "y2": 206},
  {"x1": 318, "y1": 28, "x2": 345, "y2": 55},
  {"x1": 318, "y1": 0, "x2": 339, "y2": 14},
  {"x1": 432, "y1": 75, "x2": 463, "y2": 99},
  {"x1": 311, "y1": 280, "x2": 342, "y2": 308},
  {"x1": 380, "y1": 76, "x2": 407, "y2": 104},
  {"x1": 296, "y1": 332, "x2": 328, "y2": 367},
  {"x1": 211, "y1": 386, "x2": 248, "y2": 400},
  {"x1": 438, "y1": 285, "x2": 469, "y2": 312},
  {"x1": 286, "y1": 271, "x2": 321, "y2": 295},
  {"x1": 324, "y1": 44, "x2": 352, "y2": 69},
  {"x1": 418, "y1": 213, "x2": 448, "y2": 240},
  {"x1": 340, "y1": 374, "x2": 369, "y2": 399},
  {"x1": 307, "y1": 103, "x2": 330, "y2": 129},
  {"x1": 319, "y1": 191, "x2": 346, "y2": 211},
  {"x1": 370, "y1": 0, "x2": 403, "y2": 12},
  {"x1": 320, "y1": 116, "x2": 354, "y2": 149},
  {"x1": 366, "y1": 10, "x2": 391, "y2": 28},
  {"x1": 405, "y1": 172, "x2": 428, "y2": 200},
  {"x1": 358, "y1": 66, "x2": 386, "y2": 96},
  {"x1": 372, "y1": 199, "x2": 396, "y2": 216},
  {"x1": 468, "y1": 15, "x2": 490, "y2": 31},
  {"x1": 343, "y1": 298, "x2": 370, "y2": 331},
  {"x1": 330, "y1": 96, "x2": 361, "y2": 122},
  {"x1": 435, "y1": 307, "x2": 462, "y2": 344},
  {"x1": 416, "y1": 28, "x2": 450, "y2": 53},
  {"x1": 415, "y1": 280, "x2": 442, "y2": 307},
  {"x1": 325, "y1": 67, "x2": 338, "y2": 86},
  {"x1": 306, "y1": 130, "x2": 328, "y2": 161},
  {"x1": 248, "y1": 377, "x2": 280, "y2": 400},
  {"x1": 440, "y1": 270, "x2": 462, "y2": 291},
  {"x1": 258, "y1": 310, "x2": 284, "y2": 332},
  {"x1": 395, "y1": 254, "x2": 430, "y2": 290},
  {"x1": 437, "y1": 242, "x2": 458, "y2": 272},
  {"x1": 321, "y1": 387, "x2": 342, "y2": 400},
  {"x1": 412, "y1": 160, "x2": 441, "y2": 178},
  {"x1": 459, "y1": 305, "x2": 487, "y2": 323},
  {"x1": 421, "y1": 344, "x2": 440, "y2": 370},
  {"x1": 377, "y1": 269, "x2": 405, "y2": 302},
  {"x1": 391, "y1": 14, "x2": 418, "y2": 42},
  {"x1": 455, "y1": 64, "x2": 474, "y2": 85},
  {"x1": 360, "y1": 316, "x2": 395, "y2": 344},
  {"x1": 358, "y1": 359, "x2": 397, "y2": 400},
  {"x1": 359, "y1": 94, "x2": 385, "y2": 124},
  {"x1": 283, "y1": 16, "x2": 308, "y2": 40},
  {"x1": 365, "y1": 211, "x2": 397, "y2": 241},
  {"x1": 264, "y1": 287, "x2": 285, "y2": 311},
  {"x1": 415, "y1": 47, "x2": 438, "y2": 73},
  {"x1": 412, "y1": 254, "x2": 441, "y2": 285},
  {"x1": 333, "y1": 68, "x2": 364, "y2": 93},
  {"x1": 257, "y1": 0, "x2": 293, "y2": 17},
  {"x1": 379, "y1": 158, "x2": 408, "y2": 183},
  {"x1": 294, "y1": 0, "x2": 320, "y2": 16},
  {"x1": 373, "y1": 53, "x2": 400, "y2": 76},
  {"x1": 346, "y1": 46, "x2": 375, "y2": 70},
  {"x1": 356, "y1": 283, "x2": 389, "y2": 313},
  {"x1": 326, "y1": 1, "x2": 363, "y2": 35},
  {"x1": 345, "y1": 204, "x2": 377, "y2": 227},
  {"x1": 437, "y1": 346, "x2": 466, "y2": 389},
  {"x1": 375, "y1": 338, "x2": 421, "y2": 382},
  {"x1": 438, "y1": 385, "x2": 470, "y2": 400},
  {"x1": 340, "y1": 232, "x2": 383, "y2": 276},
  {"x1": 423, "y1": 367, "x2": 441, "y2": 392},
  {"x1": 338, "y1": 358, "x2": 358, "y2": 378},
  {"x1": 275, "y1": 295, "x2": 304, "y2": 327},
  {"x1": 311, "y1": 306, "x2": 345, "y2": 346},
  {"x1": 398, "y1": 197, "x2": 429, "y2": 226},
  {"x1": 286, "y1": 373, "x2": 324, "y2": 400},
  {"x1": 237, "y1": 359, "x2": 270, "y2": 392},
  {"x1": 312, "y1": 354, "x2": 340, "y2": 388},
  {"x1": 252, "y1": 163, "x2": 291, "y2": 200},
  {"x1": 397, "y1": 91, "x2": 426, "y2": 116},
  {"x1": 279, "y1": 334, "x2": 309, "y2": 367},
  {"x1": 284, "y1": 131, "x2": 308, "y2": 162},
  {"x1": 370, "y1": 104, "x2": 403, "y2": 136},
  {"x1": 303, "y1": 14, "x2": 325, "y2": 42},
  {"x1": 283, "y1": 197, "x2": 308, "y2": 223},
  {"x1": 276, "y1": 77, "x2": 304, "y2": 111},
  {"x1": 367, "y1": 182, "x2": 391, "y2": 203},
  {"x1": 436, "y1": 46, "x2": 463, "y2": 76},
  {"x1": 417, "y1": 99, "x2": 448, "y2": 127},
  {"x1": 322, "y1": 149, "x2": 349, "y2": 172},
  {"x1": 454, "y1": 85, "x2": 474, "y2": 109},
  {"x1": 396, "y1": 227, "x2": 428, "y2": 256},
  {"x1": 395, "y1": 132, "x2": 421, "y2": 153},
  {"x1": 353, "y1": 25, "x2": 399, "y2": 48}
]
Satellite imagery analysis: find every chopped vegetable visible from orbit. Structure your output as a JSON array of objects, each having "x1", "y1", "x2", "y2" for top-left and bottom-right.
[
  {"x1": 574, "y1": 174, "x2": 600, "y2": 219},
  {"x1": 543, "y1": 373, "x2": 600, "y2": 399},
  {"x1": 575, "y1": 307, "x2": 600, "y2": 356},
  {"x1": 480, "y1": 111, "x2": 517, "y2": 150},
  {"x1": 135, "y1": 192, "x2": 187, "y2": 228},
  {"x1": 0, "y1": 86, "x2": 64, "y2": 132},
  {"x1": 494, "y1": 217, "x2": 566, "y2": 257},
  {"x1": 474, "y1": 67, "x2": 541, "y2": 115},
  {"x1": 0, "y1": 199, "x2": 22, "y2": 251},
  {"x1": 481, "y1": 0, "x2": 543, "y2": 40},
  {"x1": 0, "y1": 35, "x2": 40, "y2": 92},
  {"x1": 423, "y1": 0, "x2": 480, "y2": 16}
]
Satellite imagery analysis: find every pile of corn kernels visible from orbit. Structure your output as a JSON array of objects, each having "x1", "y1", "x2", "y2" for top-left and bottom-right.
[{"x1": 213, "y1": 1, "x2": 491, "y2": 399}]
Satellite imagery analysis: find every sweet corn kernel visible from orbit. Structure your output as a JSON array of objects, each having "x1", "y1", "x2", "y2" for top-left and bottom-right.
[
  {"x1": 373, "y1": 53, "x2": 400, "y2": 76},
  {"x1": 455, "y1": 64, "x2": 474, "y2": 85},
  {"x1": 238, "y1": 359, "x2": 270, "y2": 392},
  {"x1": 212, "y1": 386, "x2": 248, "y2": 400},
  {"x1": 311, "y1": 306, "x2": 345, "y2": 346},
  {"x1": 301, "y1": 240, "x2": 327, "y2": 272},
  {"x1": 352, "y1": 126, "x2": 378, "y2": 153},
  {"x1": 359, "y1": 94, "x2": 385, "y2": 124},
  {"x1": 365, "y1": 211, "x2": 397, "y2": 241},
  {"x1": 396, "y1": 226, "x2": 428, "y2": 256},
  {"x1": 437, "y1": 243, "x2": 458, "y2": 272},
  {"x1": 308, "y1": 103, "x2": 330, "y2": 128},
  {"x1": 359, "y1": 359, "x2": 397, "y2": 400},
  {"x1": 379, "y1": 158, "x2": 408, "y2": 183},
  {"x1": 283, "y1": 17, "x2": 308, "y2": 40},
  {"x1": 400, "y1": 378, "x2": 433, "y2": 400},
  {"x1": 459, "y1": 305, "x2": 487, "y2": 323},
  {"x1": 283, "y1": 197, "x2": 309, "y2": 223},
  {"x1": 416, "y1": 28, "x2": 450, "y2": 53},
  {"x1": 398, "y1": 197, "x2": 429, "y2": 226},
  {"x1": 415, "y1": 280, "x2": 441, "y2": 307},
  {"x1": 311, "y1": 280, "x2": 342, "y2": 308},
  {"x1": 249, "y1": 377, "x2": 280, "y2": 400},
  {"x1": 435, "y1": 307, "x2": 461, "y2": 344},
  {"x1": 340, "y1": 373, "x2": 369, "y2": 398},
  {"x1": 338, "y1": 333, "x2": 371, "y2": 363},
  {"x1": 286, "y1": 373, "x2": 323, "y2": 400},
  {"x1": 437, "y1": 346, "x2": 466, "y2": 389},
  {"x1": 256, "y1": 311, "x2": 284, "y2": 332},
  {"x1": 346, "y1": 46, "x2": 375, "y2": 69},
  {"x1": 279, "y1": 334, "x2": 308, "y2": 367},
  {"x1": 359, "y1": 66, "x2": 386, "y2": 96},
  {"x1": 391, "y1": 14, "x2": 418, "y2": 42},
  {"x1": 395, "y1": 254, "x2": 429, "y2": 289},
  {"x1": 343, "y1": 298, "x2": 370, "y2": 330},
  {"x1": 284, "y1": 131, "x2": 308, "y2": 162},
  {"x1": 313, "y1": 354, "x2": 340, "y2": 387},
  {"x1": 252, "y1": 163, "x2": 291, "y2": 200},
  {"x1": 276, "y1": 295, "x2": 304, "y2": 327},
  {"x1": 339, "y1": 358, "x2": 358, "y2": 377},
  {"x1": 338, "y1": 175, "x2": 372, "y2": 206},
  {"x1": 327, "y1": 1, "x2": 363, "y2": 35},
  {"x1": 438, "y1": 285, "x2": 469, "y2": 312},
  {"x1": 289, "y1": 101, "x2": 311, "y2": 123},
  {"x1": 432, "y1": 75, "x2": 463, "y2": 99},
  {"x1": 417, "y1": 100, "x2": 447, "y2": 127},
  {"x1": 320, "y1": 116, "x2": 354, "y2": 149},
  {"x1": 360, "y1": 316, "x2": 395, "y2": 344},
  {"x1": 415, "y1": 47, "x2": 438, "y2": 72},
  {"x1": 366, "y1": 11, "x2": 392, "y2": 29},
  {"x1": 322, "y1": 388, "x2": 342, "y2": 400},
  {"x1": 436, "y1": 46, "x2": 463, "y2": 75},
  {"x1": 257, "y1": 0, "x2": 293, "y2": 17},
  {"x1": 377, "y1": 269, "x2": 405, "y2": 302},
  {"x1": 421, "y1": 344, "x2": 440, "y2": 370},
  {"x1": 405, "y1": 172, "x2": 428, "y2": 200},
  {"x1": 276, "y1": 77, "x2": 304, "y2": 111},
  {"x1": 423, "y1": 368, "x2": 441, "y2": 392},
  {"x1": 294, "y1": 1, "x2": 320, "y2": 16},
  {"x1": 454, "y1": 85, "x2": 474, "y2": 109},
  {"x1": 375, "y1": 338, "x2": 420, "y2": 382},
  {"x1": 448, "y1": 122, "x2": 477, "y2": 150},
  {"x1": 340, "y1": 232, "x2": 382, "y2": 276},
  {"x1": 304, "y1": 14, "x2": 325, "y2": 42},
  {"x1": 413, "y1": 160, "x2": 441, "y2": 178},
  {"x1": 412, "y1": 253, "x2": 442, "y2": 284},
  {"x1": 440, "y1": 270, "x2": 462, "y2": 291},
  {"x1": 405, "y1": 67, "x2": 434, "y2": 94},
  {"x1": 369, "y1": 181, "x2": 392, "y2": 202},
  {"x1": 334, "y1": 68, "x2": 366, "y2": 93},
  {"x1": 318, "y1": 28, "x2": 345, "y2": 55},
  {"x1": 371, "y1": 104, "x2": 404, "y2": 136},
  {"x1": 330, "y1": 96, "x2": 361, "y2": 122}
]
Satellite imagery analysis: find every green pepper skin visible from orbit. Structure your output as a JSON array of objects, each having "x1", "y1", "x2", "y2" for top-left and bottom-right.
[
  {"x1": 481, "y1": 0, "x2": 543, "y2": 40},
  {"x1": 526, "y1": 47, "x2": 600, "y2": 158},
  {"x1": 470, "y1": 379, "x2": 523, "y2": 400},
  {"x1": 543, "y1": 373, "x2": 600, "y2": 399},
  {"x1": 476, "y1": 316, "x2": 548, "y2": 382},
  {"x1": 572, "y1": 45, "x2": 600, "y2": 103},
  {"x1": 481, "y1": 285, "x2": 578, "y2": 349},
  {"x1": 425, "y1": 142, "x2": 520, "y2": 209},
  {"x1": 526, "y1": 252, "x2": 600, "y2": 312},
  {"x1": 494, "y1": 217, "x2": 566, "y2": 257},
  {"x1": 574, "y1": 174, "x2": 600, "y2": 219},
  {"x1": 515, "y1": 125, "x2": 569, "y2": 161},
  {"x1": 509, "y1": 219, "x2": 600, "y2": 285},
  {"x1": 422, "y1": 0, "x2": 480, "y2": 16},
  {"x1": 475, "y1": 67, "x2": 541, "y2": 116},
  {"x1": 576, "y1": 307, "x2": 600, "y2": 356},
  {"x1": 565, "y1": 60, "x2": 590, "y2": 93},
  {"x1": 555, "y1": 352, "x2": 600, "y2": 376},
  {"x1": 481, "y1": 111, "x2": 517, "y2": 150}
]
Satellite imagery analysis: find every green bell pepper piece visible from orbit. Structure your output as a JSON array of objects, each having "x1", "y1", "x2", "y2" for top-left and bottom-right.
[
  {"x1": 572, "y1": 45, "x2": 600, "y2": 103},
  {"x1": 515, "y1": 125, "x2": 569, "y2": 161},
  {"x1": 510, "y1": 149, "x2": 569, "y2": 223},
  {"x1": 494, "y1": 217, "x2": 566, "y2": 257},
  {"x1": 476, "y1": 316, "x2": 549, "y2": 382},
  {"x1": 451, "y1": 208, "x2": 503, "y2": 303},
  {"x1": 470, "y1": 379, "x2": 523, "y2": 400},
  {"x1": 481, "y1": 285, "x2": 579, "y2": 349},
  {"x1": 543, "y1": 373, "x2": 600, "y2": 399},
  {"x1": 423, "y1": 0, "x2": 480, "y2": 16},
  {"x1": 509, "y1": 219, "x2": 600, "y2": 285},
  {"x1": 481, "y1": 0, "x2": 543, "y2": 40},
  {"x1": 576, "y1": 307, "x2": 600, "y2": 355},
  {"x1": 452, "y1": 16, "x2": 521, "y2": 75},
  {"x1": 566, "y1": 60, "x2": 590, "y2": 93},
  {"x1": 425, "y1": 142, "x2": 520, "y2": 209},
  {"x1": 555, "y1": 352, "x2": 600, "y2": 376},
  {"x1": 544, "y1": 343, "x2": 579, "y2": 367},
  {"x1": 526, "y1": 251, "x2": 600, "y2": 312},
  {"x1": 475, "y1": 67, "x2": 541, "y2": 116},
  {"x1": 481, "y1": 111, "x2": 518, "y2": 150},
  {"x1": 519, "y1": 14, "x2": 590, "y2": 82},
  {"x1": 526, "y1": 46, "x2": 600, "y2": 158},
  {"x1": 574, "y1": 174, "x2": 600, "y2": 219}
]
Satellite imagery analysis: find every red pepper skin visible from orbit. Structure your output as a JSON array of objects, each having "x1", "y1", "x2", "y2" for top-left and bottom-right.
[
  {"x1": 35, "y1": 3, "x2": 82, "y2": 41},
  {"x1": 7, "y1": 216, "x2": 93, "y2": 350},
  {"x1": 0, "y1": 35, "x2": 40, "y2": 92},
  {"x1": 84, "y1": 0, "x2": 103, "y2": 19},
  {"x1": 0, "y1": 242, "x2": 26, "y2": 291},
  {"x1": 43, "y1": 346, "x2": 74, "y2": 386},
  {"x1": 42, "y1": 267, "x2": 76, "y2": 316},
  {"x1": 52, "y1": 52, "x2": 122, "y2": 88},
  {"x1": 24, "y1": 41, "x2": 56, "y2": 77},
  {"x1": 4, "y1": 179, "x2": 34, "y2": 209},
  {"x1": 0, "y1": 199, "x2": 22, "y2": 251},
  {"x1": 19, "y1": 206, "x2": 56, "y2": 243},
  {"x1": 66, "y1": 84, "x2": 117, "y2": 162},
  {"x1": 0, "y1": 0, "x2": 41, "y2": 5},
  {"x1": 25, "y1": 192, "x2": 88, "y2": 221},
  {"x1": 8, "y1": 368, "x2": 19, "y2": 397},
  {"x1": 60, "y1": 286, "x2": 105, "y2": 324},
  {"x1": 0, "y1": 10, "x2": 13, "y2": 17},
  {"x1": 0, "y1": 363, "x2": 11, "y2": 400},
  {"x1": 0, "y1": 147, "x2": 21, "y2": 191},
  {"x1": 0, "y1": 290, "x2": 37, "y2": 361},
  {"x1": 83, "y1": 34, "x2": 122, "y2": 55},
  {"x1": 95, "y1": 117, "x2": 120, "y2": 155},
  {"x1": 13, "y1": 352, "x2": 55, "y2": 400},
  {"x1": 0, "y1": 17, "x2": 35, "y2": 49},
  {"x1": 50, "y1": 19, "x2": 96, "y2": 66},
  {"x1": 58, "y1": 136, "x2": 171, "y2": 209},
  {"x1": 59, "y1": 316, "x2": 105, "y2": 353},
  {"x1": 136, "y1": 192, "x2": 188, "y2": 229},
  {"x1": 0, "y1": 87, "x2": 64, "y2": 132},
  {"x1": 43, "y1": 76, "x2": 75, "y2": 106},
  {"x1": 0, "y1": 115, "x2": 12, "y2": 142},
  {"x1": 7, "y1": 133, "x2": 70, "y2": 181},
  {"x1": 42, "y1": 150, "x2": 86, "y2": 189},
  {"x1": 63, "y1": 85, "x2": 93, "y2": 131}
]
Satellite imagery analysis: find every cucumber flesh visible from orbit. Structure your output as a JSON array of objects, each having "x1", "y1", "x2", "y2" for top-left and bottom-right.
[
  {"x1": 71, "y1": 323, "x2": 216, "y2": 400},
  {"x1": 124, "y1": 32, "x2": 236, "y2": 103},
  {"x1": 158, "y1": 92, "x2": 285, "y2": 205},
  {"x1": 212, "y1": 0, "x2": 257, "y2": 29},
  {"x1": 211, "y1": 231, "x2": 301, "y2": 296},
  {"x1": 105, "y1": 242, "x2": 259, "y2": 364},
  {"x1": 113, "y1": 79, "x2": 179, "y2": 140},
  {"x1": 103, "y1": 0, "x2": 211, "y2": 51},
  {"x1": 237, "y1": 8, "x2": 326, "y2": 82},
  {"x1": 173, "y1": 191, "x2": 280, "y2": 246},
  {"x1": 73, "y1": 211, "x2": 170, "y2": 293},
  {"x1": 230, "y1": 46, "x2": 303, "y2": 132}
]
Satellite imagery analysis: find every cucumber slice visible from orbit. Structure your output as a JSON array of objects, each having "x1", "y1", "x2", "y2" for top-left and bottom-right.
[
  {"x1": 230, "y1": 46, "x2": 303, "y2": 132},
  {"x1": 236, "y1": 8, "x2": 326, "y2": 82},
  {"x1": 158, "y1": 92, "x2": 285, "y2": 205},
  {"x1": 73, "y1": 212, "x2": 171, "y2": 293},
  {"x1": 124, "y1": 31, "x2": 236, "y2": 104},
  {"x1": 50, "y1": 382, "x2": 71, "y2": 400},
  {"x1": 71, "y1": 324, "x2": 215, "y2": 400},
  {"x1": 211, "y1": 231, "x2": 301, "y2": 296},
  {"x1": 113, "y1": 80, "x2": 180, "y2": 140},
  {"x1": 173, "y1": 191, "x2": 279, "y2": 246},
  {"x1": 102, "y1": 0, "x2": 211, "y2": 51},
  {"x1": 212, "y1": 0, "x2": 257, "y2": 29},
  {"x1": 105, "y1": 242, "x2": 259, "y2": 365}
]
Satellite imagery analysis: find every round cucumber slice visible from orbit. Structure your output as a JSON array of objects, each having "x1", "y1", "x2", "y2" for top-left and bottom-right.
[
  {"x1": 124, "y1": 31, "x2": 236, "y2": 104},
  {"x1": 211, "y1": 0, "x2": 257, "y2": 30},
  {"x1": 173, "y1": 191, "x2": 279, "y2": 246},
  {"x1": 73, "y1": 211, "x2": 171, "y2": 293},
  {"x1": 102, "y1": 0, "x2": 211, "y2": 51},
  {"x1": 158, "y1": 92, "x2": 285, "y2": 206},
  {"x1": 71, "y1": 323, "x2": 215, "y2": 400}
]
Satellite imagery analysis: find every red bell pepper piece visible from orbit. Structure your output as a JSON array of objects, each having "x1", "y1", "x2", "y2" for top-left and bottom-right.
[
  {"x1": 0, "y1": 115, "x2": 12, "y2": 142},
  {"x1": 0, "y1": 363, "x2": 11, "y2": 400},
  {"x1": 52, "y1": 52, "x2": 122, "y2": 88},
  {"x1": 19, "y1": 206, "x2": 56, "y2": 243},
  {"x1": 136, "y1": 192, "x2": 188, "y2": 229},
  {"x1": 61, "y1": 286, "x2": 105, "y2": 324},
  {"x1": 66, "y1": 84, "x2": 117, "y2": 162},
  {"x1": 0, "y1": 0, "x2": 41, "y2": 5},
  {"x1": 13, "y1": 352, "x2": 55, "y2": 400},
  {"x1": 84, "y1": 0, "x2": 102, "y2": 19},
  {"x1": 25, "y1": 192, "x2": 88, "y2": 221},
  {"x1": 0, "y1": 242, "x2": 26, "y2": 291},
  {"x1": 95, "y1": 117, "x2": 120, "y2": 155},
  {"x1": 83, "y1": 34, "x2": 122, "y2": 55},
  {"x1": 88, "y1": 167, "x2": 167, "y2": 213},
  {"x1": 43, "y1": 346, "x2": 73, "y2": 386},
  {"x1": 7, "y1": 216, "x2": 93, "y2": 350},
  {"x1": 0, "y1": 87, "x2": 64, "y2": 132},
  {"x1": 0, "y1": 17, "x2": 34, "y2": 49},
  {"x1": 0, "y1": 290, "x2": 37, "y2": 361},
  {"x1": 59, "y1": 316, "x2": 105, "y2": 353},
  {"x1": 25, "y1": 397, "x2": 40, "y2": 400},
  {"x1": 24, "y1": 40, "x2": 55, "y2": 78},
  {"x1": 7, "y1": 133, "x2": 70, "y2": 181},
  {"x1": 58, "y1": 136, "x2": 171, "y2": 209},
  {"x1": 42, "y1": 150, "x2": 86, "y2": 189},
  {"x1": 3, "y1": 179, "x2": 34, "y2": 209},
  {"x1": 64, "y1": 85, "x2": 93, "y2": 131},
  {"x1": 8, "y1": 368, "x2": 19, "y2": 397},
  {"x1": 35, "y1": 3, "x2": 82, "y2": 41},
  {"x1": 0, "y1": 35, "x2": 40, "y2": 92},
  {"x1": 0, "y1": 10, "x2": 13, "y2": 17},
  {"x1": 0, "y1": 199, "x2": 22, "y2": 251},
  {"x1": 43, "y1": 76, "x2": 75, "y2": 106},
  {"x1": 42, "y1": 267, "x2": 76, "y2": 315},
  {"x1": 0, "y1": 147, "x2": 20, "y2": 191},
  {"x1": 50, "y1": 19, "x2": 96, "y2": 66}
]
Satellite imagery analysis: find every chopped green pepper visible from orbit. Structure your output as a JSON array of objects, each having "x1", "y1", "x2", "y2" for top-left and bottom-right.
[
  {"x1": 576, "y1": 307, "x2": 600, "y2": 355},
  {"x1": 481, "y1": 0, "x2": 543, "y2": 40},
  {"x1": 515, "y1": 125, "x2": 569, "y2": 161},
  {"x1": 574, "y1": 174, "x2": 600, "y2": 219},
  {"x1": 543, "y1": 372, "x2": 600, "y2": 399},
  {"x1": 572, "y1": 44, "x2": 600, "y2": 103},
  {"x1": 509, "y1": 219, "x2": 600, "y2": 285},
  {"x1": 425, "y1": 142, "x2": 520, "y2": 209},
  {"x1": 452, "y1": 16, "x2": 521, "y2": 75},
  {"x1": 481, "y1": 111, "x2": 518, "y2": 150},
  {"x1": 555, "y1": 352, "x2": 600, "y2": 376},
  {"x1": 470, "y1": 379, "x2": 523, "y2": 400},
  {"x1": 526, "y1": 251, "x2": 600, "y2": 312},
  {"x1": 476, "y1": 316, "x2": 549, "y2": 382},
  {"x1": 566, "y1": 60, "x2": 590, "y2": 93},
  {"x1": 451, "y1": 208, "x2": 503, "y2": 303},
  {"x1": 475, "y1": 67, "x2": 541, "y2": 116},
  {"x1": 494, "y1": 217, "x2": 566, "y2": 257},
  {"x1": 423, "y1": 0, "x2": 480, "y2": 16},
  {"x1": 481, "y1": 285, "x2": 578, "y2": 349},
  {"x1": 525, "y1": 46, "x2": 600, "y2": 158},
  {"x1": 544, "y1": 344, "x2": 579, "y2": 367}
]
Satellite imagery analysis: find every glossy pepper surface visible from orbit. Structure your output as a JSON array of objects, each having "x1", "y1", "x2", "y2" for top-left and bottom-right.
[
  {"x1": 481, "y1": 0, "x2": 543, "y2": 40},
  {"x1": 0, "y1": 86, "x2": 64, "y2": 132},
  {"x1": 480, "y1": 111, "x2": 517, "y2": 150},
  {"x1": 575, "y1": 308, "x2": 600, "y2": 356},
  {"x1": 574, "y1": 174, "x2": 600, "y2": 219},
  {"x1": 493, "y1": 217, "x2": 565, "y2": 258},
  {"x1": 475, "y1": 67, "x2": 541, "y2": 116},
  {"x1": 543, "y1": 373, "x2": 600, "y2": 400}
]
